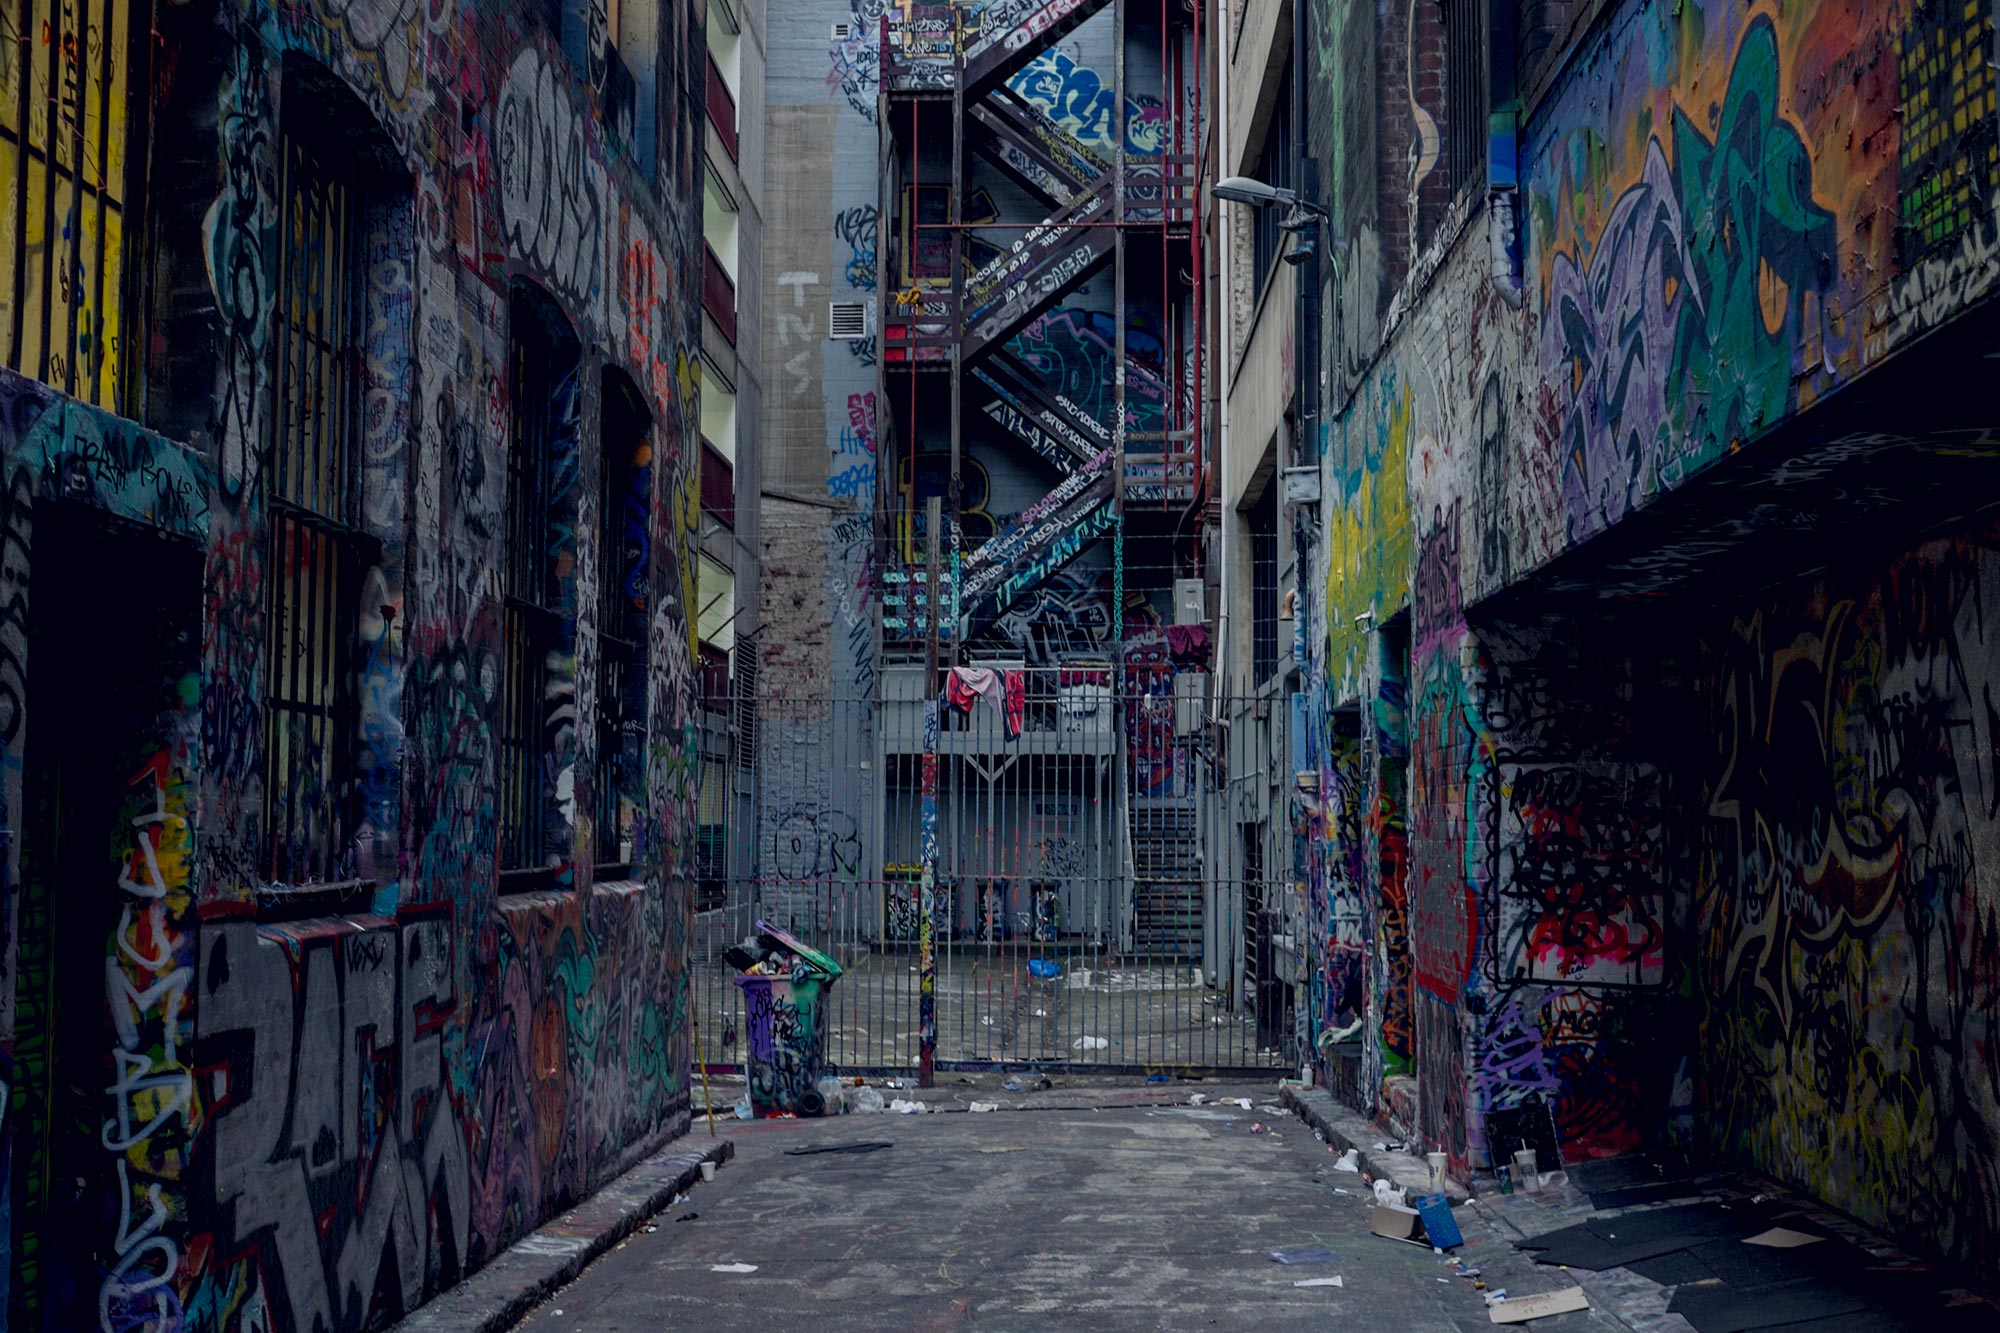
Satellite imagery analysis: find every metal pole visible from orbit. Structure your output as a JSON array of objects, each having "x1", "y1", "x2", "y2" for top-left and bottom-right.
[{"x1": 919, "y1": 494, "x2": 942, "y2": 1086}]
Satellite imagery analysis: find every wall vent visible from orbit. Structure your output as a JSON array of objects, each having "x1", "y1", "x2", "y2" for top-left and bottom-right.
[
  {"x1": 828, "y1": 301, "x2": 870, "y2": 340},
  {"x1": 831, "y1": 21, "x2": 854, "y2": 41}
]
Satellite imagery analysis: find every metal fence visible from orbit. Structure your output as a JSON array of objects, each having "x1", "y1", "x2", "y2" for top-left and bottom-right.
[{"x1": 694, "y1": 661, "x2": 1302, "y2": 1077}]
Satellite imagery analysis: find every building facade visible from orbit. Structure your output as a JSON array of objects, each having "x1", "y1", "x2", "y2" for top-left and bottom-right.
[
  {"x1": 1239, "y1": 0, "x2": 2000, "y2": 1282},
  {"x1": 0, "y1": 2, "x2": 715, "y2": 1328}
]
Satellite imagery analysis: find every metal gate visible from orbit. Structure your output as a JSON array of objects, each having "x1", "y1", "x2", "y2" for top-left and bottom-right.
[{"x1": 694, "y1": 663, "x2": 1298, "y2": 1077}]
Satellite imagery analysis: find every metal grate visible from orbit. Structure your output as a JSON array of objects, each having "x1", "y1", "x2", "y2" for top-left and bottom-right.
[
  {"x1": 594, "y1": 371, "x2": 651, "y2": 872},
  {"x1": 0, "y1": 0, "x2": 137, "y2": 408},
  {"x1": 501, "y1": 286, "x2": 576, "y2": 876},
  {"x1": 694, "y1": 667, "x2": 1297, "y2": 1078},
  {"x1": 1442, "y1": 0, "x2": 1486, "y2": 196},
  {"x1": 265, "y1": 118, "x2": 364, "y2": 885}
]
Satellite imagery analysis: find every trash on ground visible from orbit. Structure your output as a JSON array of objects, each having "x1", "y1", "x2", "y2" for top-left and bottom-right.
[
  {"x1": 1251, "y1": 1123, "x2": 1267, "y2": 1134},
  {"x1": 1268, "y1": 1246, "x2": 1340, "y2": 1265},
  {"x1": 1371, "y1": 1179, "x2": 1408, "y2": 1207},
  {"x1": 969, "y1": 1101, "x2": 999, "y2": 1113},
  {"x1": 1743, "y1": 1227, "x2": 1824, "y2": 1248},
  {"x1": 673, "y1": 1212, "x2": 698, "y2": 1222},
  {"x1": 783, "y1": 1141, "x2": 894, "y2": 1156},
  {"x1": 1146, "y1": 1073, "x2": 1171, "y2": 1083},
  {"x1": 850, "y1": 1086, "x2": 886, "y2": 1114},
  {"x1": 1370, "y1": 1202, "x2": 1424, "y2": 1241},
  {"x1": 1188, "y1": 1093, "x2": 1208, "y2": 1105},
  {"x1": 1293, "y1": 1276, "x2": 1344, "y2": 1288},
  {"x1": 1333, "y1": 1187, "x2": 1353, "y2": 1195},
  {"x1": 1412, "y1": 1193, "x2": 1465, "y2": 1249},
  {"x1": 1332, "y1": 1148, "x2": 1360, "y2": 1172},
  {"x1": 890, "y1": 1098, "x2": 929, "y2": 1114},
  {"x1": 1002, "y1": 1079, "x2": 1023, "y2": 1092},
  {"x1": 710, "y1": 1263, "x2": 758, "y2": 1274},
  {"x1": 1027, "y1": 958, "x2": 1062, "y2": 978},
  {"x1": 732, "y1": 1100, "x2": 753, "y2": 1120},
  {"x1": 1488, "y1": 1287, "x2": 1588, "y2": 1323},
  {"x1": 1227, "y1": 1097, "x2": 1253, "y2": 1109},
  {"x1": 1074, "y1": 1036, "x2": 1109, "y2": 1050}
]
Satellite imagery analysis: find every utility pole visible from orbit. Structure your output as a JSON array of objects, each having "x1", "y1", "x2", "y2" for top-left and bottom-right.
[{"x1": 918, "y1": 494, "x2": 942, "y2": 1087}]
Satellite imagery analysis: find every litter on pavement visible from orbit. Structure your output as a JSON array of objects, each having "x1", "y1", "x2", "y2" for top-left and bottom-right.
[
  {"x1": 710, "y1": 1263, "x2": 759, "y2": 1274},
  {"x1": 1488, "y1": 1287, "x2": 1589, "y2": 1323},
  {"x1": 1293, "y1": 1276, "x2": 1344, "y2": 1288},
  {"x1": 1267, "y1": 1246, "x2": 1339, "y2": 1265}
]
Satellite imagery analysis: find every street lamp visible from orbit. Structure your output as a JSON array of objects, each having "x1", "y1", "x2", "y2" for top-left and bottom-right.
[{"x1": 1212, "y1": 175, "x2": 1330, "y2": 221}]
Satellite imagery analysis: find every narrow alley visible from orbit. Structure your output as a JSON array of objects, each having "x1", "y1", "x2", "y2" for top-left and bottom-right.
[{"x1": 5, "y1": 0, "x2": 2000, "y2": 1331}]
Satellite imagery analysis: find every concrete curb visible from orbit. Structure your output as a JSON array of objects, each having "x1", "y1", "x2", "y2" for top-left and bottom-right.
[
  {"x1": 389, "y1": 1135, "x2": 734, "y2": 1333},
  {"x1": 1280, "y1": 1084, "x2": 1472, "y2": 1204}
]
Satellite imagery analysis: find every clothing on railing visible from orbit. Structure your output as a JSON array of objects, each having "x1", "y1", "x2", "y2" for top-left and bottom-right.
[{"x1": 945, "y1": 665, "x2": 1025, "y2": 739}]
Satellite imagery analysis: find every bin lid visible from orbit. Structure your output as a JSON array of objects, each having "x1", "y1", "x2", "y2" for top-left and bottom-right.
[{"x1": 751, "y1": 919, "x2": 843, "y2": 982}]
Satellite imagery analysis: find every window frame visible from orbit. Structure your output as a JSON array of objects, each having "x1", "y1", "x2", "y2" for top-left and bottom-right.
[
  {"x1": 499, "y1": 281, "x2": 582, "y2": 890},
  {"x1": 592, "y1": 367, "x2": 652, "y2": 879},
  {"x1": 0, "y1": 0, "x2": 149, "y2": 410},
  {"x1": 260, "y1": 67, "x2": 401, "y2": 900}
]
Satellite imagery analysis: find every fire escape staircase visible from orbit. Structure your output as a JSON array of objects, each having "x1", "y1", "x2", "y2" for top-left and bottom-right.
[
  {"x1": 960, "y1": 176, "x2": 1116, "y2": 365},
  {"x1": 961, "y1": 0, "x2": 1119, "y2": 99},
  {"x1": 956, "y1": 446, "x2": 1117, "y2": 643}
]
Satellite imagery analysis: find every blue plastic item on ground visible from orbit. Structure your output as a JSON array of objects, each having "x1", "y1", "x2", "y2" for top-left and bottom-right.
[
  {"x1": 1027, "y1": 958, "x2": 1062, "y2": 978},
  {"x1": 1412, "y1": 1193, "x2": 1464, "y2": 1249}
]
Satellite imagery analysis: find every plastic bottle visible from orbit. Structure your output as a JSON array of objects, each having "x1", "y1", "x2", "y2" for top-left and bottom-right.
[
  {"x1": 851, "y1": 1085, "x2": 886, "y2": 1113},
  {"x1": 814, "y1": 1076, "x2": 846, "y2": 1116}
]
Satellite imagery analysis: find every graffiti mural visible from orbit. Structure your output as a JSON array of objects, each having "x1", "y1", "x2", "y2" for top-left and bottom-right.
[
  {"x1": 1699, "y1": 530, "x2": 2000, "y2": 1273},
  {"x1": 0, "y1": 0, "x2": 706, "y2": 1327}
]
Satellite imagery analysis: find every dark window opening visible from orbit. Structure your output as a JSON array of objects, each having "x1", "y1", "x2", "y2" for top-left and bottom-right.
[
  {"x1": 501, "y1": 281, "x2": 581, "y2": 884},
  {"x1": 1442, "y1": 0, "x2": 1486, "y2": 199},
  {"x1": 1249, "y1": 65, "x2": 1295, "y2": 304},
  {"x1": 264, "y1": 64, "x2": 402, "y2": 890},
  {"x1": 1, "y1": 0, "x2": 144, "y2": 409},
  {"x1": 1249, "y1": 479, "x2": 1279, "y2": 686},
  {"x1": 594, "y1": 367, "x2": 651, "y2": 877}
]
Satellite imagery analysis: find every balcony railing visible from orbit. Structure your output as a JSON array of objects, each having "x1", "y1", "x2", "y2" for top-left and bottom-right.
[
  {"x1": 703, "y1": 244, "x2": 737, "y2": 345},
  {"x1": 698, "y1": 641, "x2": 731, "y2": 715},
  {"x1": 706, "y1": 51, "x2": 738, "y2": 160}
]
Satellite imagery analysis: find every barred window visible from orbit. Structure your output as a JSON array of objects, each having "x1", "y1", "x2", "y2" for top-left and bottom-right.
[
  {"x1": 501, "y1": 281, "x2": 580, "y2": 881},
  {"x1": 265, "y1": 74, "x2": 401, "y2": 887},
  {"x1": 0, "y1": 0, "x2": 141, "y2": 407},
  {"x1": 1441, "y1": 0, "x2": 1486, "y2": 197},
  {"x1": 594, "y1": 368, "x2": 651, "y2": 876}
]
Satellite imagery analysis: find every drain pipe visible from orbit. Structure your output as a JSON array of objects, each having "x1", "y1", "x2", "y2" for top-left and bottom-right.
[{"x1": 1213, "y1": 0, "x2": 1233, "y2": 717}]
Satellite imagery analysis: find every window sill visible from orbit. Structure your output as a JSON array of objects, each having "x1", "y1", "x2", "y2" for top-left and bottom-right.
[
  {"x1": 254, "y1": 878, "x2": 379, "y2": 921},
  {"x1": 498, "y1": 865, "x2": 568, "y2": 899}
]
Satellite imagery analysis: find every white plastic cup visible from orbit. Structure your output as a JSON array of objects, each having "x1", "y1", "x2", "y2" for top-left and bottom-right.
[
  {"x1": 1513, "y1": 1148, "x2": 1539, "y2": 1192},
  {"x1": 700, "y1": 1161, "x2": 717, "y2": 1183},
  {"x1": 1427, "y1": 1151, "x2": 1447, "y2": 1191}
]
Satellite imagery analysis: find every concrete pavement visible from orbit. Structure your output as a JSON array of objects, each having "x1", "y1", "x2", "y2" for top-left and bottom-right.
[{"x1": 507, "y1": 1086, "x2": 1621, "y2": 1331}]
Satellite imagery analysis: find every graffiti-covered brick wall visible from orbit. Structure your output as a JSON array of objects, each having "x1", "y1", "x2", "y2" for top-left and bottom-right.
[
  {"x1": 0, "y1": 1, "x2": 706, "y2": 1328},
  {"x1": 1293, "y1": 0, "x2": 2000, "y2": 1275},
  {"x1": 1695, "y1": 524, "x2": 2000, "y2": 1276}
]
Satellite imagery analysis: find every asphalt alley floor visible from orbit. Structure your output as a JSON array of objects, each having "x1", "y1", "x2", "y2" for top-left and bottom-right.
[{"x1": 514, "y1": 1089, "x2": 1625, "y2": 1332}]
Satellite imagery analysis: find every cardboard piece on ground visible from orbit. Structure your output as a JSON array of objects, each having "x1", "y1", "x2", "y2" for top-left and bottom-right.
[
  {"x1": 1489, "y1": 1287, "x2": 1589, "y2": 1323},
  {"x1": 1370, "y1": 1203, "x2": 1423, "y2": 1240},
  {"x1": 1293, "y1": 1276, "x2": 1344, "y2": 1288},
  {"x1": 1412, "y1": 1193, "x2": 1464, "y2": 1249},
  {"x1": 1742, "y1": 1227, "x2": 1825, "y2": 1249}
]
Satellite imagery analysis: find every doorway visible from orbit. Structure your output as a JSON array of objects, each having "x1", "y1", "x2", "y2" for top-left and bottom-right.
[{"x1": 7, "y1": 507, "x2": 201, "y2": 1330}]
